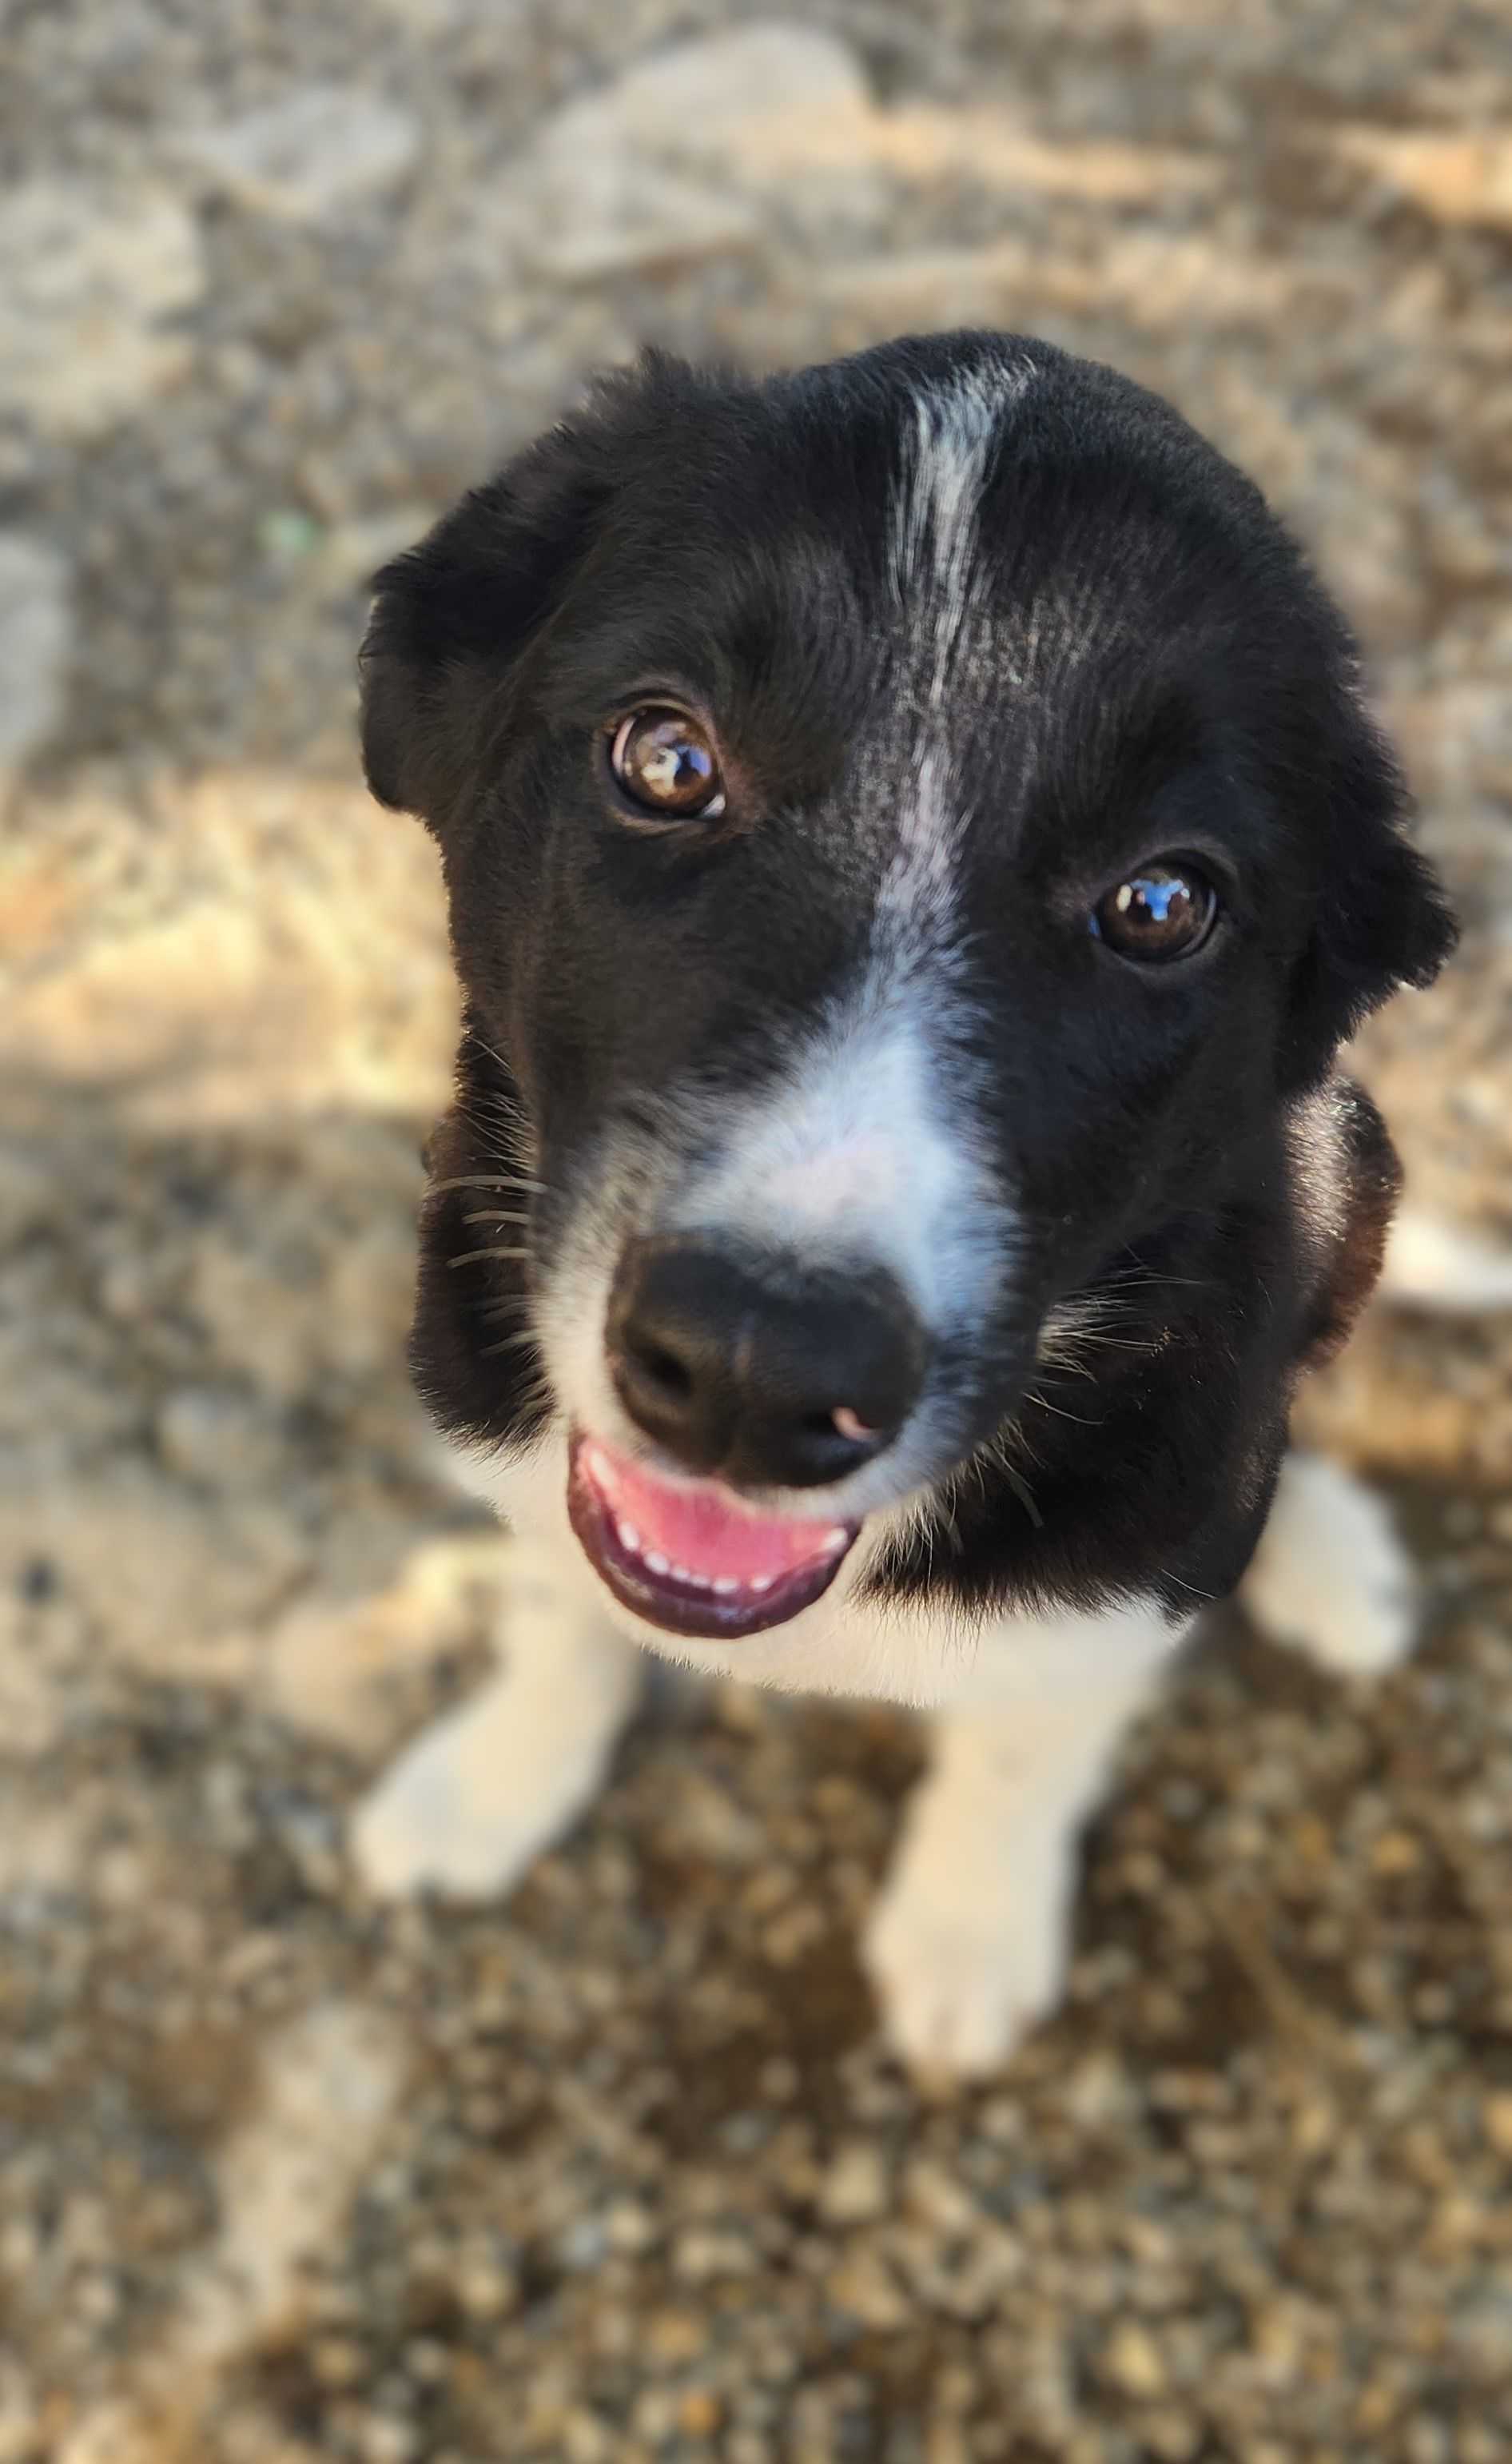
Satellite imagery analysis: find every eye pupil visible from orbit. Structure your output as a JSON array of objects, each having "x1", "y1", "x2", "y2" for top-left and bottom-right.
[
  {"x1": 610, "y1": 709, "x2": 725, "y2": 822},
  {"x1": 1093, "y1": 863, "x2": 1217, "y2": 961}
]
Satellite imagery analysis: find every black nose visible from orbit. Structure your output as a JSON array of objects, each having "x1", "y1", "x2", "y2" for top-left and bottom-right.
[{"x1": 607, "y1": 1236, "x2": 929, "y2": 1488}]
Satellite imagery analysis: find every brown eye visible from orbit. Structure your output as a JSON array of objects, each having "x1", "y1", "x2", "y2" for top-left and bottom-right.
[
  {"x1": 608, "y1": 707, "x2": 726, "y2": 823},
  {"x1": 1091, "y1": 862, "x2": 1219, "y2": 963}
]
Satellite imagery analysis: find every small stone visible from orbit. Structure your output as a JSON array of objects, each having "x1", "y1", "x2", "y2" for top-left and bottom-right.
[
  {"x1": 1101, "y1": 2319, "x2": 1169, "y2": 2398},
  {"x1": 357, "y1": 2416, "x2": 418, "y2": 2464},
  {"x1": 817, "y1": 2140, "x2": 889, "y2": 2225},
  {"x1": 825, "y1": 2246, "x2": 908, "y2": 2331},
  {"x1": 455, "y1": 2255, "x2": 519, "y2": 2322},
  {"x1": 311, "y1": 2335, "x2": 366, "y2": 2390},
  {"x1": 671, "y1": 2226, "x2": 756, "y2": 2283},
  {"x1": 644, "y1": 2310, "x2": 707, "y2": 2367},
  {"x1": 1482, "y1": 2092, "x2": 1512, "y2": 2158},
  {"x1": 1370, "y1": 1826, "x2": 1422, "y2": 1877}
]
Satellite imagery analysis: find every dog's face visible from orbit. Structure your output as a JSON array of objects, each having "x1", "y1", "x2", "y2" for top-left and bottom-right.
[{"x1": 362, "y1": 336, "x2": 1453, "y2": 1658}]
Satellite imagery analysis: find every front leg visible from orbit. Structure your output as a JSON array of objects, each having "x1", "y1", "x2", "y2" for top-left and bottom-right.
[
  {"x1": 351, "y1": 1538, "x2": 640, "y2": 1899},
  {"x1": 1239, "y1": 1447, "x2": 1416, "y2": 1677},
  {"x1": 862, "y1": 1607, "x2": 1176, "y2": 2081}
]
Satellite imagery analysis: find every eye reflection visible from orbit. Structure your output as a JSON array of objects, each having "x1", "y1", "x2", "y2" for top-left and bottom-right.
[
  {"x1": 1091, "y1": 862, "x2": 1219, "y2": 962},
  {"x1": 607, "y1": 708, "x2": 726, "y2": 824}
]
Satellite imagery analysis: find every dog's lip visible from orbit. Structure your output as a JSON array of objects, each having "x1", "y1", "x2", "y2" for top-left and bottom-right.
[{"x1": 567, "y1": 1431, "x2": 859, "y2": 1639}]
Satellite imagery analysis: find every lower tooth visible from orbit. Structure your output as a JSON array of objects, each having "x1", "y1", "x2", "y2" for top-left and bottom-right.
[
  {"x1": 750, "y1": 1574, "x2": 773, "y2": 1593},
  {"x1": 713, "y1": 1577, "x2": 738, "y2": 1595},
  {"x1": 824, "y1": 1526, "x2": 850, "y2": 1550},
  {"x1": 618, "y1": 1522, "x2": 640, "y2": 1551},
  {"x1": 646, "y1": 1550, "x2": 670, "y2": 1574},
  {"x1": 670, "y1": 1564, "x2": 693, "y2": 1583}
]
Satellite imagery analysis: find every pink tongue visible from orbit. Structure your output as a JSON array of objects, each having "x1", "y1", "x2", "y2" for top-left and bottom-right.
[{"x1": 582, "y1": 1442, "x2": 842, "y2": 1584}]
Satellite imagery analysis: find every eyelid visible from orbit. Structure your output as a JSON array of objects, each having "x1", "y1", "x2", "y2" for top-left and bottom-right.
[{"x1": 600, "y1": 679, "x2": 715, "y2": 731}]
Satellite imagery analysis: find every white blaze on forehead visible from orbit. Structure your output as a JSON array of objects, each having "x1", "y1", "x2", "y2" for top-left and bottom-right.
[
  {"x1": 886, "y1": 354, "x2": 1035, "y2": 923},
  {"x1": 891, "y1": 357, "x2": 1029, "y2": 715}
]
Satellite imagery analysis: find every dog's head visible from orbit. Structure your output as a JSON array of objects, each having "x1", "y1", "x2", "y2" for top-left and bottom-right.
[{"x1": 361, "y1": 334, "x2": 1454, "y2": 1654}]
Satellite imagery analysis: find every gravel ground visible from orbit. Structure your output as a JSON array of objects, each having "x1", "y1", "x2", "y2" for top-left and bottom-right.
[{"x1": 2, "y1": 6, "x2": 1512, "y2": 2459}]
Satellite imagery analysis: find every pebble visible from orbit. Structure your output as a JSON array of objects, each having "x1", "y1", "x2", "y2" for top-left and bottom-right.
[{"x1": 816, "y1": 2140, "x2": 890, "y2": 2225}]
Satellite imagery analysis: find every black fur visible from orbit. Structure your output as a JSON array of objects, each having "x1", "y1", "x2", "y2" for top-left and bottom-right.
[{"x1": 362, "y1": 332, "x2": 1455, "y2": 1624}]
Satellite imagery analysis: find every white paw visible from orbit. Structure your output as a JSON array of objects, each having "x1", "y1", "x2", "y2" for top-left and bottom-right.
[
  {"x1": 1242, "y1": 1450, "x2": 1416, "y2": 1677},
  {"x1": 861, "y1": 1850, "x2": 1068, "y2": 2084},
  {"x1": 350, "y1": 1606, "x2": 638, "y2": 1899}
]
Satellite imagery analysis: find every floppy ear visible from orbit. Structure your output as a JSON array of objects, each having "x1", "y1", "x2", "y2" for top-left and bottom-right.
[
  {"x1": 1279, "y1": 689, "x2": 1458, "y2": 1090},
  {"x1": 357, "y1": 415, "x2": 614, "y2": 829}
]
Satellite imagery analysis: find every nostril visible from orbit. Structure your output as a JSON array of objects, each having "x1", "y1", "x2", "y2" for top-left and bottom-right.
[{"x1": 635, "y1": 1342, "x2": 694, "y2": 1405}]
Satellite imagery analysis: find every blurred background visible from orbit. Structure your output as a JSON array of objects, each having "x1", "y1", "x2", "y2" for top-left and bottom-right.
[{"x1": 2, "y1": 6, "x2": 1511, "y2": 2460}]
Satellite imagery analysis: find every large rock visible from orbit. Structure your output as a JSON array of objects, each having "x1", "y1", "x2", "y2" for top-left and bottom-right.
[
  {"x1": 0, "y1": 181, "x2": 204, "y2": 438},
  {"x1": 177, "y1": 85, "x2": 420, "y2": 223},
  {"x1": 498, "y1": 25, "x2": 874, "y2": 280}
]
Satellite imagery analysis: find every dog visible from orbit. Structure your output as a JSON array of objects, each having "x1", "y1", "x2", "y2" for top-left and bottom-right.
[{"x1": 350, "y1": 332, "x2": 1455, "y2": 2078}]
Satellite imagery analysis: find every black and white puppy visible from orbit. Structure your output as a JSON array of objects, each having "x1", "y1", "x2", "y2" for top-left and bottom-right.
[{"x1": 352, "y1": 332, "x2": 1454, "y2": 2076}]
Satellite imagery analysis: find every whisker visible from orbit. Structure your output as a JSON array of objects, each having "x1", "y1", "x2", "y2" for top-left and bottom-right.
[
  {"x1": 478, "y1": 1329, "x2": 543, "y2": 1359},
  {"x1": 1023, "y1": 1389, "x2": 1100, "y2": 1428},
  {"x1": 462, "y1": 1209, "x2": 533, "y2": 1228},
  {"x1": 998, "y1": 1459, "x2": 1044, "y2": 1528},
  {"x1": 429, "y1": 1174, "x2": 545, "y2": 1195},
  {"x1": 448, "y1": 1244, "x2": 533, "y2": 1268},
  {"x1": 464, "y1": 1026, "x2": 519, "y2": 1080}
]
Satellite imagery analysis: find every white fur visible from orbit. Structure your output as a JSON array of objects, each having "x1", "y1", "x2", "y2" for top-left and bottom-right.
[
  {"x1": 885, "y1": 364, "x2": 1022, "y2": 933},
  {"x1": 862, "y1": 1633, "x2": 1171, "y2": 2079},
  {"x1": 1379, "y1": 1208, "x2": 1512, "y2": 1312},
  {"x1": 670, "y1": 977, "x2": 1009, "y2": 1349},
  {"x1": 891, "y1": 358, "x2": 1028, "y2": 722},
  {"x1": 1239, "y1": 1447, "x2": 1415, "y2": 1675},
  {"x1": 350, "y1": 1535, "x2": 640, "y2": 1898}
]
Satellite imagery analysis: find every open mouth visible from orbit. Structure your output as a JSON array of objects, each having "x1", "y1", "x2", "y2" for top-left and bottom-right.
[{"x1": 567, "y1": 1432, "x2": 860, "y2": 1638}]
